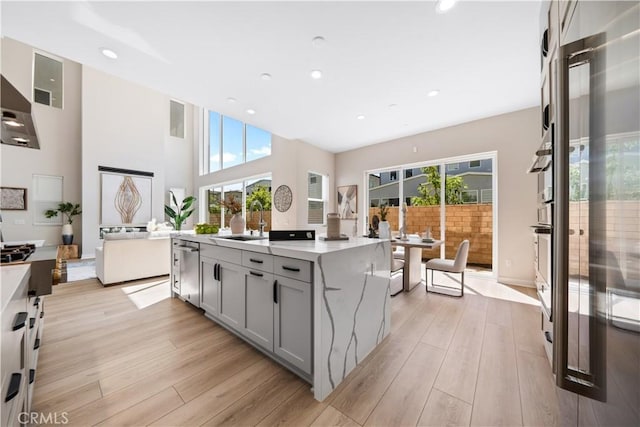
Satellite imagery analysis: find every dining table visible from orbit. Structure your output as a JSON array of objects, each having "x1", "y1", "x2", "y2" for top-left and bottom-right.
[{"x1": 390, "y1": 236, "x2": 444, "y2": 292}]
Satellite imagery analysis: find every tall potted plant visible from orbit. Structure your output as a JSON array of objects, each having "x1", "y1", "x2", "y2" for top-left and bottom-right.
[
  {"x1": 164, "y1": 191, "x2": 196, "y2": 231},
  {"x1": 378, "y1": 204, "x2": 391, "y2": 239},
  {"x1": 45, "y1": 202, "x2": 82, "y2": 244},
  {"x1": 221, "y1": 194, "x2": 244, "y2": 234}
]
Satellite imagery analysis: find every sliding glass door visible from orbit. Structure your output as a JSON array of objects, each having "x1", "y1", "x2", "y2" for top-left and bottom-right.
[
  {"x1": 366, "y1": 153, "x2": 496, "y2": 274},
  {"x1": 445, "y1": 158, "x2": 494, "y2": 272},
  {"x1": 367, "y1": 170, "x2": 400, "y2": 233}
]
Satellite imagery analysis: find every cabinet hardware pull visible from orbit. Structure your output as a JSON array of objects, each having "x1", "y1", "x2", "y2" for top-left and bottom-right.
[
  {"x1": 5, "y1": 373, "x2": 21, "y2": 402},
  {"x1": 33, "y1": 297, "x2": 41, "y2": 306},
  {"x1": 544, "y1": 331, "x2": 553, "y2": 343},
  {"x1": 30, "y1": 318, "x2": 36, "y2": 329},
  {"x1": 249, "y1": 258, "x2": 264, "y2": 264},
  {"x1": 213, "y1": 263, "x2": 217, "y2": 281},
  {"x1": 40, "y1": 311, "x2": 44, "y2": 319},
  {"x1": 273, "y1": 280, "x2": 278, "y2": 304},
  {"x1": 282, "y1": 265, "x2": 300, "y2": 272},
  {"x1": 34, "y1": 338, "x2": 41, "y2": 350},
  {"x1": 250, "y1": 271, "x2": 263, "y2": 277},
  {"x1": 215, "y1": 264, "x2": 221, "y2": 281},
  {"x1": 13, "y1": 312, "x2": 27, "y2": 331},
  {"x1": 29, "y1": 369, "x2": 36, "y2": 385}
]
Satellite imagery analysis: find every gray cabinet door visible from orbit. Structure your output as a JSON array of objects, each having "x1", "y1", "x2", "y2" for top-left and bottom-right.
[
  {"x1": 218, "y1": 261, "x2": 245, "y2": 331},
  {"x1": 274, "y1": 276, "x2": 312, "y2": 374},
  {"x1": 243, "y1": 269, "x2": 274, "y2": 351},
  {"x1": 200, "y1": 256, "x2": 218, "y2": 317}
]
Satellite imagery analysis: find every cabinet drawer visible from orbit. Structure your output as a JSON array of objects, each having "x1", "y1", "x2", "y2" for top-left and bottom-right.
[
  {"x1": 201, "y1": 244, "x2": 242, "y2": 265},
  {"x1": 242, "y1": 251, "x2": 274, "y2": 273},
  {"x1": 274, "y1": 257, "x2": 312, "y2": 282},
  {"x1": 1, "y1": 369, "x2": 26, "y2": 427}
]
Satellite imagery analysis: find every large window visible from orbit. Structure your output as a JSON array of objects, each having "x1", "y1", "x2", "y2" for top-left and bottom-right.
[
  {"x1": 246, "y1": 125, "x2": 272, "y2": 162},
  {"x1": 222, "y1": 116, "x2": 243, "y2": 169},
  {"x1": 169, "y1": 100, "x2": 185, "y2": 138},
  {"x1": 209, "y1": 112, "x2": 221, "y2": 172},
  {"x1": 33, "y1": 52, "x2": 63, "y2": 108},
  {"x1": 366, "y1": 153, "x2": 497, "y2": 274},
  {"x1": 204, "y1": 111, "x2": 271, "y2": 174},
  {"x1": 203, "y1": 175, "x2": 272, "y2": 231},
  {"x1": 308, "y1": 172, "x2": 326, "y2": 225}
]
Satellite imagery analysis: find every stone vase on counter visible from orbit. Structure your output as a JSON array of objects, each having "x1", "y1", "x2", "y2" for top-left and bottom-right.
[
  {"x1": 378, "y1": 221, "x2": 391, "y2": 239},
  {"x1": 229, "y1": 214, "x2": 245, "y2": 234},
  {"x1": 62, "y1": 223, "x2": 74, "y2": 245}
]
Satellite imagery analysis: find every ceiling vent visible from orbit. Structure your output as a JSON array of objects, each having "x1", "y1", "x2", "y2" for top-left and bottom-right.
[{"x1": 1, "y1": 75, "x2": 40, "y2": 149}]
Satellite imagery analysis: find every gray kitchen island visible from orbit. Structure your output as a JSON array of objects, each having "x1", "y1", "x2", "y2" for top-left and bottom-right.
[{"x1": 170, "y1": 233, "x2": 391, "y2": 401}]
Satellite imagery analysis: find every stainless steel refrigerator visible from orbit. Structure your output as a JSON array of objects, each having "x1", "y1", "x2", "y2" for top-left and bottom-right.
[{"x1": 554, "y1": 1, "x2": 639, "y2": 424}]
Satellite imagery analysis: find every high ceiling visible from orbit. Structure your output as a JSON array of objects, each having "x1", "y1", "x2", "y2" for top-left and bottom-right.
[{"x1": 1, "y1": 1, "x2": 542, "y2": 153}]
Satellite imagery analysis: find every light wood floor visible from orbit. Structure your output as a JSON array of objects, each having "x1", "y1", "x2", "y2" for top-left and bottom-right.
[{"x1": 34, "y1": 274, "x2": 566, "y2": 426}]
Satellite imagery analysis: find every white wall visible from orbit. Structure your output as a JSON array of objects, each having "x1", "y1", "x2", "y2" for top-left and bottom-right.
[
  {"x1": 193, "y1": 132, "x2": 335, "y2": 231},
  {"x1": 0, "y1": 38, "x2": 83, "y2": 248},
  {"x1": 82, "y1": 67, "x2": 194, "y2": 258},
  {"x1": 335, "y1": 108, "x2": 540, "y2": 286}
]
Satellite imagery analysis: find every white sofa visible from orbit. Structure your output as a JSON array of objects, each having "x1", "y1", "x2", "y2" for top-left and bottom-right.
[{"x1": 95, "y1": 233, "x2": 170, "y2": 285}]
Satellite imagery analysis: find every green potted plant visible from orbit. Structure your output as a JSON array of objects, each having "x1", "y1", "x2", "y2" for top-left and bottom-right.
[
  {"x1": 45, "y1": 202, "x2": 82, "y2": 244},
  {"x1": 164, "y1": 191, "x2": 196, "y2": 231},
  {"x1": 378, "y1": 204, "x2": 391, "y2": 239}
]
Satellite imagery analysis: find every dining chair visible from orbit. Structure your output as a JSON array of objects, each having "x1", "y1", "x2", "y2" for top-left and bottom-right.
[
  {"x1": 425, "y1": 240, "x2": 469, "y2": 297},
  {"x1": 390, "y1": 250, "x2": 405, "y2": 296}
]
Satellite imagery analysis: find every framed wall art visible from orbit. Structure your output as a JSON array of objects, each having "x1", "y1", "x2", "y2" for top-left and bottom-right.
[
  {"x1": 0, "y1": 187, "x2": 27, "y2": 210},
  {"x1": 99, "y1": 166, "x2": 153, "y2": 226},
  {"x1": 337, "y1": 185, "x2": 357, "y2": 219}
]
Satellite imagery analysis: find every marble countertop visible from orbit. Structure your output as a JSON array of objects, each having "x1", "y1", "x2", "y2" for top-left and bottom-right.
[
  {"x1": 1, "y1": 264, "x2": 30, "y2": 312},
  {"x1": 172, "y1": 233, "x2": 384, "y2": 261}
]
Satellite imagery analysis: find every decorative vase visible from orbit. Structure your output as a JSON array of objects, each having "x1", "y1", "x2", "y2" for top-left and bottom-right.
[
  {"x1": 229, "y1": 214, "x2": 245, "y2": 234},
  {"x1": 378, "y1": 221, "x2": 391, "y2": 239},
  {"x1": 62, "y1": 223, "x2": 74, "y2": 245}
]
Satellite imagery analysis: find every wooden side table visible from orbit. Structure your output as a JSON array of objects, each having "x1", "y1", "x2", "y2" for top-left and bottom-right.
[
  {"x1": 56, "y1": 244, "x2": 79, "y2": 261},
  {"x1": 54, "y1": 245, "x2": 78, "y2": 284}
]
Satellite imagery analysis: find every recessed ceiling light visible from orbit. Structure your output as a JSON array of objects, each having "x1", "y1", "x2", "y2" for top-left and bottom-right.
[
  {"x1": 357, "y1": 115, "x2": 365, "y2": 120},
  {"x1": 49, "y1": 78, "x2": 55, "y2": 82},
  {"x1": 246, "y1": 109, "x2": 256, "y2": 115},
  {"x1": 427, "y1": 90, "x2": 440, "y2": 97},
  {"x1": 436, "y1": 0, "x2": 457, "y2": 13},
  {"x1": 310, "y1": 70, "x2": 323, "y2": 79},
  {"x1": 312, "y1": 36, "x2": 326, "y2": 47},
  {"x1": 388, "y1": 104, "x2": 398, "y2": 110},
  {"x1": 226, "y1": 97, "x2": 237, "y2": 103},
  {"x1": 261, "y1": 73, "x2": 272, "y2": 81},
  {"x1": 100, "y1": 48, "x2": 118, "y2": 59}
]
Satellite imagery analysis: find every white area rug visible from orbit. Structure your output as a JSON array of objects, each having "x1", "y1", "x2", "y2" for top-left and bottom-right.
[{"x1": 66, "y1": 259, "x2": 96, "y2": 282}]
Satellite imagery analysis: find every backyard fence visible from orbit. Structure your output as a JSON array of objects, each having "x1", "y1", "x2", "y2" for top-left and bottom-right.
[{"x1": 369, "y1": 205, "x2": 493, "y2": 266}]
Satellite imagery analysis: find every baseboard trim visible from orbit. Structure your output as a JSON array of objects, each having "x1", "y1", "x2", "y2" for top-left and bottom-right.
[{"x1": 497, "y1": 276, "x2": 536, "y2": 288}]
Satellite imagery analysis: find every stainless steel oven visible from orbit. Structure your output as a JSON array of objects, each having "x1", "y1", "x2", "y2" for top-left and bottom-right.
[
  {"x1": 537, "y1": 202, "x2": 552, "y2": 226},
  {"x1": 533, "y1": 225, "x2": 553, "y2": 320},
  {"x1": 537, "y1": 123, "x2": 554, "y2": 204}
]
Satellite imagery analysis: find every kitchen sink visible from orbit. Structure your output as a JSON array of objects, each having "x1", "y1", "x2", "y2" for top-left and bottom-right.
[{"x1": 214, "y1": 235, "x2": 267, "y2": 241}]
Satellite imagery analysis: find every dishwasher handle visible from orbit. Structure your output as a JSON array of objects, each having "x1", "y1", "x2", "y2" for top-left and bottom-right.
[{"x1": 174, "y1": 245, "x2": 199, "y2": 253}]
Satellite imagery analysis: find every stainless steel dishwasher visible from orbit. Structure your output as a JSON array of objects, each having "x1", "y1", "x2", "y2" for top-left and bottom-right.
[{"x1": 172, "y1": 239, "x2": 200, "y2": 307}]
